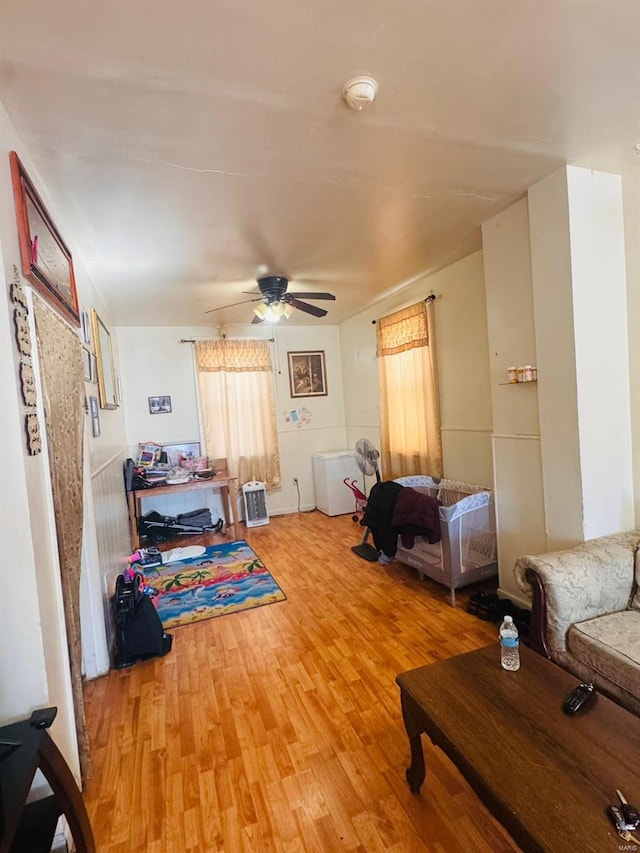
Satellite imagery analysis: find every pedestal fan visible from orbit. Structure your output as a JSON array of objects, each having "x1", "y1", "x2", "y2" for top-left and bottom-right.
[{"x1": 350, "y1": 438, "x2": 383, "y2": 562}]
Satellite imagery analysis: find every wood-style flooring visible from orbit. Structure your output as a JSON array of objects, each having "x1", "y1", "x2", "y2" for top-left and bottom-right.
[{"x1": 83, "y1": 510, "x2": 521, "y2": 852}]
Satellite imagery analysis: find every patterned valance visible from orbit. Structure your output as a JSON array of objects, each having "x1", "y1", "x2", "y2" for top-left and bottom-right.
[
  {"x1": 376, "y1": 301, "x2": 428, "y2": 357},
  {"x1": 196, "y1": 339, "x2": 272, "y2": 373}
]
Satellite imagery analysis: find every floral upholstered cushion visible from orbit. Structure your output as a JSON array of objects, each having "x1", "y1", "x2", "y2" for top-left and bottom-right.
[{"x1": 568, "y1": 611, "x2": 640, "y2": 702}]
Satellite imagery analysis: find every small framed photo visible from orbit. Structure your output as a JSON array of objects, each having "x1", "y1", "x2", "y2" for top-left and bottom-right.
[
  {"x1": 81, "y1": 309, "x2": 91, "y2": 345},
  {"x1": 138, "y1": 442, "x2": 162, "y2": 465},
  {"x1": 149, "y1": 395, "x2": 172, "y2": 414},
  {"x1": 89, "y1": 395, "x2": 100, "y2": 437},
  {"x1": 89, "y1": 352, "x2": 98, "y2": 383},
  {"x1": 81, "y1": 347, "x2": 91, "y2": 381},
  {"x1": 287, "y1": 351, "x2": 327, "y2": 398}
]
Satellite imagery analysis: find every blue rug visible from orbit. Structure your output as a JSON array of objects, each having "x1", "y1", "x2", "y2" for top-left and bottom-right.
[{"x1": 150, "y1": 541, "x2": 286, "y2": 629}]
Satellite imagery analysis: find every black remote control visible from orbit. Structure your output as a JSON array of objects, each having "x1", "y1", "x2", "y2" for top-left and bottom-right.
[{"x1": 563, "y1": 682, "x2": 596, "y2": 714}]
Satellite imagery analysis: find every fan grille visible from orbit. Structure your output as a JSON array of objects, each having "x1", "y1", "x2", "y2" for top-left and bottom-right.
[{"x1": 354, "y1": 438, "x2": 380, "y2": 476}]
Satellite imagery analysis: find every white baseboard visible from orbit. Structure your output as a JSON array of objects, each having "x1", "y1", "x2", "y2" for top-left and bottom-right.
[{"x1": 498, "y1": 585, "x2": 531, "y2": 610}]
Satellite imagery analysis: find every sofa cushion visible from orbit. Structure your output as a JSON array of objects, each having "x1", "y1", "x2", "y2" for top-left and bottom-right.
[{"x1": 568, "y1": 611, "x2": 640, "y2": 701}]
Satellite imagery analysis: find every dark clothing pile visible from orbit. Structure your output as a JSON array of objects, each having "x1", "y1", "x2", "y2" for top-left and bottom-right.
[{"x1": 361, "y1": 480, "x2": 441, "y2": 558}]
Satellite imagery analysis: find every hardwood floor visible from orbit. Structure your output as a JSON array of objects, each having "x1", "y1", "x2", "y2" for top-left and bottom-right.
[{"x1": 83, "y1": 511, "x2": 521, "y2": 852}]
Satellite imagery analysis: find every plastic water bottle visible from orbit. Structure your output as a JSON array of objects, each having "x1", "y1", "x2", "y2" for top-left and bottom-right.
[{"x1": 499, "y1": 615, "x2": 520, "y2": 671}]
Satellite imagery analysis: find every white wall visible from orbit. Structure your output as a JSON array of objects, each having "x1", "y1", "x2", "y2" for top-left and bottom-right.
[
  {"x1": 567, "y1": 167, "x2": 633, "y2": 538},
  {"x1": 0, "y1": 105, "x2": 76, "y2": 772},
  {"x1": 529, "y1": 166, "x2": 634, "y2": 545},
  {"x1": 0, "y1": 102, "x2": 131, "y2": 773},
  {"x1": 340, "y1": 251, "x2": 494, "y2": 487},
  {"x1": 482, "y1": 197, "x2": 547, "y2": 604},
  {"x1": 116, "y1": 322, "x2": 349, "y2": 520},
  {"x1": 483, "y1": 168, "x2": 635, "y2": 604},
  {"x1": 0, "y1": 233, "x2": 49, "y2": 719},
  {"x1": 429, "y1": 252, "x2": 493, "y2": 486},
  {"x1": 624, "y1": 170, "x2": 640, "y2": 527}
]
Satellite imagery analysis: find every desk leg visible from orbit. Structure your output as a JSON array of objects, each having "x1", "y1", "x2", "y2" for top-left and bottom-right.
[
  {"x1": 127, "y1": 490, "x2": 140, "y2": 551},
  {"x1": 221, "y1": 485, "x2": 239, "y2": 541},
  {"x1": 400, "y1": 690, "x2": 426, "y2": 795},
  {"x1": 38, "y1": 731, "x2": 96, "y2": 853}
]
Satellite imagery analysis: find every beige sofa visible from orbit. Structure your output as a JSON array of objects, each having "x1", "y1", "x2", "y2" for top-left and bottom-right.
[{"x1": 514, "y1": 531, "x2": 640, "y2": 715}]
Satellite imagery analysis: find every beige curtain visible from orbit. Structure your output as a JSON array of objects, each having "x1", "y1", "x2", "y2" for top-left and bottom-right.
[
  {"x1": 196, "y1": 339, "x2": 281, "y2": 488},
  {"x1": 377, "y1": 300, "x2": 442, "y2": 479},
  {"x1": 34, "y1": 298, "x2": 90, "y2": 782}
]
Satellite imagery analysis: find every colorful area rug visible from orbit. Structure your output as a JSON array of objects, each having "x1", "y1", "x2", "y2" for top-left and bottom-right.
[{"x1": 150, "y1": 541, "x2": 286, "y2": 629}]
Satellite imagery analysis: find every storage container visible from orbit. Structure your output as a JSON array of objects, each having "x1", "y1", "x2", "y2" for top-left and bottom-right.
[{"x1": 312, "y1": 451, "x2": 363, "y2": 516}]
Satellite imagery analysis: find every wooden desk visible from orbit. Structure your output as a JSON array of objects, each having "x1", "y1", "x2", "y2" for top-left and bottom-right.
[
  {"x1": 396, "y1": 645, "x2": 637, "y2": 853},
  {"x1": 127, "y1": 469, "x2": 239, "y2": 550},
  {"x1": 0, "y1": 708, "x2": 95, "y2": 853}
]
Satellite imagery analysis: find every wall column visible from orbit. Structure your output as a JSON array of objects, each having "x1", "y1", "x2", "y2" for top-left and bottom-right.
[{"x1": 528, "y1": 166, "x2": 634, "y2": 546}]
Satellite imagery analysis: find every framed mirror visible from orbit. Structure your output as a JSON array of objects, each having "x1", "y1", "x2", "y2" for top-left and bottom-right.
[{"x1": 90, "y1": 308, "x2": 117, "y2": 409}]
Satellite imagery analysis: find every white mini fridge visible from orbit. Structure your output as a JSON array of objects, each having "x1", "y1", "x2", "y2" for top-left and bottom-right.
[{"x1": 312, "y1": 451, "x2": 363, "y2": 516}]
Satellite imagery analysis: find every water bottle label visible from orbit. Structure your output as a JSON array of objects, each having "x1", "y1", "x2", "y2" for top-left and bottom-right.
[{"x1": 500, "y1": 636, "x2": 519, "y2": 649}]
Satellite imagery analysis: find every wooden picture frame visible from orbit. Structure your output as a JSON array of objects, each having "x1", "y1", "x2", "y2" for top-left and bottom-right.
[
  {"x1": 90, "y1": 308, "x2": 118, "y2": 409},
  {"x1": 9, "y1": 151, "x2": 80, "y2": 327},
  {"x1": 287, "y1": 351, "x2": 328, "y2": 398}
]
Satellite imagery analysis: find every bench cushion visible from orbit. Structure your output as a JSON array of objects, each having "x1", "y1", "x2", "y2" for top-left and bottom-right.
[{"x1": 568, "y1": 610, "x2": 640, "y2": 701}]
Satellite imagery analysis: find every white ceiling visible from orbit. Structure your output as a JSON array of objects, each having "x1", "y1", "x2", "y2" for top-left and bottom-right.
[{"x1": 1, "y1": 1, "x2": 639, "y2": 326}]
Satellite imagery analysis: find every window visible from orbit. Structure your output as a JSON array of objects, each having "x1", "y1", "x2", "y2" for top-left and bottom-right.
[
  {"x1": 196, "y1": 340, "x2": 280, "y2": 488},
  {"x1": 376, "y1": 300, "x2": 442, "y2": 479}
]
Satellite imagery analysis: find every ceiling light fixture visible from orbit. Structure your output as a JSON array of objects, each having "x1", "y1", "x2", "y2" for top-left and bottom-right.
[
  {"x1": 265, "y1": 304, "x2": 283, "y2": 322},
  {"x1": 253, "y1": 298, "x2": 295, "y2": 323},
  {"x1": 342, "y1": 75, "x2": 378, "y2": 110},
  {"x1": 253, "y1": 303, "x2": 269, "y2": 320}
]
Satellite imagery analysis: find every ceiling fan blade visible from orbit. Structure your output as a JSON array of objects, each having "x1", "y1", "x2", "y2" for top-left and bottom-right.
[
  {"x1": 288, "y1": 292, "x2": 336, "y2": 301},
  {"x1": 289, "y1": 298, "x2": 328, "y2": 318},
  {"x1": 205, "y1": 297, "x2": 261, "y2": 314}
]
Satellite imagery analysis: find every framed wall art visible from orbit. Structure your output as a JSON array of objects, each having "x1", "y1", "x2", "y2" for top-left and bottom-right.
[
  {"x1": 90, "y1": 308, "x2": 118, "y2": 409},
  {"x1": 149, "y1": 395, "x2": 172, "y2": 414},
  {"x1": 287, "y1": 351, "x2": 327, "y2": 398},
  {"x1": 81, "y1": 309, "x2": 91, "y2": 345},
  {"x1": 9, "y1": 151, "x2": 80, "y2": 327},
  {"x1": 89, "y1": 395, "x2": 101, "y2": 437},
  {"x1": 81, "y1": 347, "x2": 92, "y2": 382}
]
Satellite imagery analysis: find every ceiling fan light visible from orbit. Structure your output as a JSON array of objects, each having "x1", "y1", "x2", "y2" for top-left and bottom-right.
[
  {"x1": 253, "y1": 303, "x2": 269, "y2": 320},
  {"x1": 282, "y1": 304, "x2": 293, "y2": 319},
  {"x1": 264, "y1": 304, "x2": 281, "y2": 322}
]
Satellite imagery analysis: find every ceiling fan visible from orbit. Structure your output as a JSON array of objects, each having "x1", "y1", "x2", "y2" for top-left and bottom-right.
[{"x1": 206, "y1": 275, "x2": 336, "y2": 323}]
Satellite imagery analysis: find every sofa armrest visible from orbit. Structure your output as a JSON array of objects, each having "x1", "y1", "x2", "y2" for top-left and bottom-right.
[
  {"x1": 514, "y1": 532, "x2": 640, "y2": 659},
  {"x1": 521, "y1": 566, "x2": 552, "y2": 658}
]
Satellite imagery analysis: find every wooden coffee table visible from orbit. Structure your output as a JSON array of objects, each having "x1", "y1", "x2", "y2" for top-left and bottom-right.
[{"x1": 396, "y1": 644, "x2": 640, "y2": 853}]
